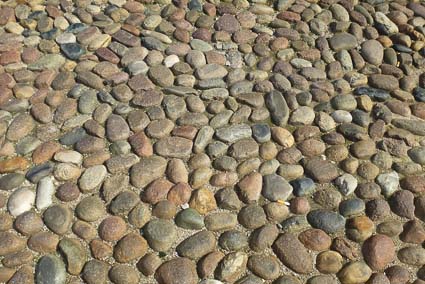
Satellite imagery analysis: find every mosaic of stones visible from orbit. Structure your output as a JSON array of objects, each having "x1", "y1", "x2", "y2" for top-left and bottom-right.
[{"x1": 1, "y1": 0, "x2": 425, "y2": 284}]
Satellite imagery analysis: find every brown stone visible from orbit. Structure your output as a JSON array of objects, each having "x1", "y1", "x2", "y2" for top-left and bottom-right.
[
  {"x1": 109, "y1": 264, "x2": 140, "y2": 284},
  {"x1": 238, "y1": 172, "x2": 262, "y2": 203},
  {"x1": 155, "y1": 258, "x2": 198, "y2": 284},
  {"x1": 129, "y1": 132, "x2": 153, "y2": 157},
  {"x1": 32, "y1": 141, "x2": 61, "y2": 164},
  {"x1": 385, "y1": 265, "x2": 409, "y2": 284},
  {"x1": 53, "y1": 98, "x2": 77, "y2": 123},
  {"x1": 401, "y1": 176, "x2": 425, "y2": 193},
  {"x1": 400, "y1": 220, "x2": 425, "y2": 244},
  {"x1": 22, "y1": 47, "x2": 41, "y2": 64},
  {"x1": 30, "y1": 103, "x2": 53, "y2": 124},
  {"x1": 98, "y1": 216, "x2": 127, "y2": 242},
  {"x1": 28, "y1": 232, "x2": 59, "y2": 253},
  {"x1": 198, "y1": 251, "x2": 224, "y2": 278},
  {"x1": 297, "y1": 139, "x2": 326, "y2": 157},
  {"x1": 316, "y1": 251, "x2": 344, "y2": 274},
  {"x1": 298, "y1": 229, "x2": 332, "y2": 251},
  {"x1": 142, "y1": 178, "x2": 173, "y2": 204},
  {"x1": 75, "y1": 136, "x2": 106, "y2": 154},
  {"x1": 369, "y1": 74, "x2": 399, "y2": 91},
  {"x1": 277, "y1": 11, "x2": 301, "y2": 22},
  {"x1": 0, "y1": 157, "x2": 29, "y2": 173},
  {"x1": 96, "y1": 47, "x2": 120, "y2": 64},
  {"x1": 72, "y1": 221, "x2": 96, "y2": 241},
  {"x1": 14, "y1": 211, "x2": 43, "y2": 236},
  {"x1": 215, "y1": 14, "x2": 240, "y2": 33},
  {"x1": 0, "y1": 213, "x2": 12, "y2": 231},
  {"x1": 172, "y1": 126, "x2": 198, "y2": 140},
  {"x1": 304, "y1": 158, "x2": 339, "y2": 183},
  {"x1": 189, "y1": 188, "x2": 217, "y2": 215},
  {"x1": 351, "y1": 139, "x2": 376, "y2": 159},
  {"x1": 7, "y1": 265, "x2": 33, "y2": 284},
  {"x1": 346, "y1": 216, "x2": 375, "y2": 242},
  {"x1": 166, "y1": 159, "x2": 188, "y2": 184},
  {"x1": 128, "y1": 74, "x2": 155, "y2": 91},
  {"x1": 362, "y1": 234, "x2": 395, "y2": 270},
  {"x1": 0, "y1": 50, "x2": 20, "y2": 65},
  {"x1": 2, "y1": 250, "x2": 33, "y2": 268},
  {"x1": 289, "y1": 197, "x2": 310, "y2": 215},
  {"x1": 332, "y1": 237, "x2": 359, "y2": 260},
  {"x1": 56, "y1": 182, "x2": 80, "y2": 202},
  {"x1": 90, "y1": 239, "x2": 113, "y2": 260},
  {"x1": 114, "y1": 233, "x2": 148, "y2": 263},
  {"x1": 132, "y1": 90, "x2": 163, "y2": 107},
  {"x1": 273, "y1": 233, "x2": 314, "y2": 274},
  {"x1": 0, "y1": 267, "x2": 15, "y2": 283},
  {"x1": 366, "y1": 273, "x2": 390, "y2": 284},
  {"x1": 112, "y1": 30, "x2": 140, "y2": 47},
  {"x1": 137, "y1": 253, "x2": 161, "y2": 276},
  {"x1": 167, "y1": 183, "x2": 192, "y2": 206},
  {"x1": 0, "y1": 232, "x2": 25, "y2": 256},
  {"x1": 83, "y1": 150, "x2": 111, "y2": 168},
  {"x1": 0, "y1": 86, "x2": 12, "y2": 106},
  {"x1": 390, "y1": 190, "x2": 415, "y2": 219}
]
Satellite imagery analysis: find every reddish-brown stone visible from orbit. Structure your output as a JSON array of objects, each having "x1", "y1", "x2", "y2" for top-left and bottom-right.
[
  {"x1": 129, "y1": 132, "x2": 153, "y2": 157},
  {"x1": 98, "y1": 216, "x2": 127, "y2": 242},
  {"x1": 142, "y1": 178, "x2": 174, "y2": 204},
  {"x1": 167, "y1": 183, "x2": 192, "y2": 206},
  {"x1": 298, "y1": 229, "x2": 331, "y2": 251},
  {"x1": 362, "y1": 234, "x2": 395, "y2": 270},
  {"x1": 401, "y1": 176, "x2": 425, "y2": 193}
]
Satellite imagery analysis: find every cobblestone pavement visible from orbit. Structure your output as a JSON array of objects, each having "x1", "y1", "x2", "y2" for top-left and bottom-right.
[{"x1": 1, "y1": 0, "x2": 425, "y2": 284}]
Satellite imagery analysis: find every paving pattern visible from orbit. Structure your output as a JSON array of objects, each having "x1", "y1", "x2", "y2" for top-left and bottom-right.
[{"x1": 1, "y1": 0, "x2": 425, "y2": 283}]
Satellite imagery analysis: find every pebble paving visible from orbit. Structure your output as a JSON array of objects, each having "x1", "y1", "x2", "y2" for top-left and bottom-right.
[{"x1": 1, "y1": 0, "x2": 425, "y2": 284}]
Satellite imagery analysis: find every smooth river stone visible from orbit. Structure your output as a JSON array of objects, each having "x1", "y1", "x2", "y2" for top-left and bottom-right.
[
  {"x1": 215, "y1": 124, "x2": 252, "y2": 143},
  {"x1": 265, "y1": 90, "x2": 289, "y2": 126},
  {"x1": 131, "y1": 156, "x2": 167, "y2": 187},
  {"x1": 8, "y1": 188, "x2": 35, "y2": 217},
  {"x1": 35, "y1": 255, "x2": 66, "y2": 284},
  {"x1": 78, "y1": 165, "x2": 107, "y2": 192},
  {"x1": 36, "y1": 177, "x2": 54, "y2": 210},
  {"x1": 273, "y1": 232, "x2": 314, "y2": 274},
  {"x1": 155, "y1": 137, "x2": 193, "y2": 158}
]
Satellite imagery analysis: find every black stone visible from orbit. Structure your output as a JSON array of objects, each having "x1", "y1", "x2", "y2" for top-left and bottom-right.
[
  {"x1": 61, "y1": 43, "x2": 85, "y2": 60},
  {"x1": 354, "y1": 87, "x2": 390, "y2": 102},
  {"x1": 251, "y1": 124, "x2": 271, "y2": 143},
  {"x1": 307, "y1": 209, "x2": 346, "y2": 233},
  {"x1": 414, "y1": 87, "x2": 425, "y2": 102}
]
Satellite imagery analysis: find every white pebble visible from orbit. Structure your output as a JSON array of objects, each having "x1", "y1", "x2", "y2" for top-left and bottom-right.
[
  {"x1": 164, "y1": 55, "x2": 179, "y2": 68},
  {"x1": 36, "y1": 177, "x2": 55, "y2": 210},
  {"x1": 56, "y1": 33, "x2": 76, "y2": 44},
  {"x1": 377, "y1": 171, "x2": 400, "y2": 197},
  {"x1": 8, "y1": 188, "x2": 35, "y2": 217},
  {"x1": 331, "y1": 110, "x2": 352, "y2": 123},
  {"x1": 54, "y1": 150, "x2": 83, "y2": 165},
  {"x1": 200, "y1": 281, "x2": 224, "y2": 284},
  {"x1": 335, "y1": 173, "x2": 358, "y2": 196}
]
